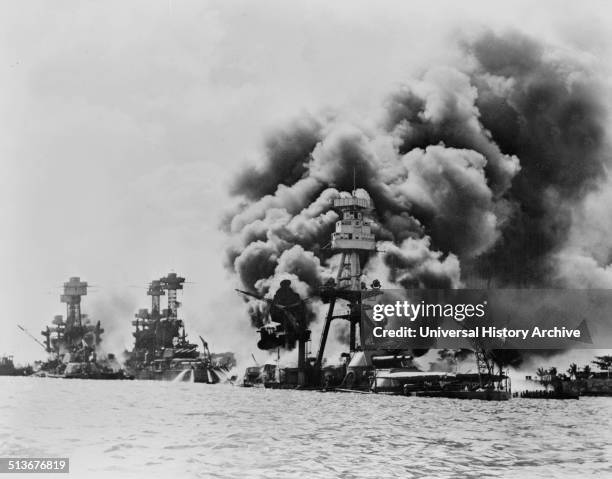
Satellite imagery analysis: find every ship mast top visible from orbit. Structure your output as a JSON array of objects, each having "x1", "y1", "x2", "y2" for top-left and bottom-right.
[
  {"x1": 147, "y1": 279, "x2": 165, "y2": 319},
  {"x1": 331, "y1": 191, "x2": 376, "y2": 290},
  {"x1": 314, "y1": 188, "x2": 380, "y2": 373},
  {"x1": 160, "y1": 273, "x2": 185, "y2": 320},
  {"x1": 60, "y1": 277, "x2": 88, "y2": 328}
]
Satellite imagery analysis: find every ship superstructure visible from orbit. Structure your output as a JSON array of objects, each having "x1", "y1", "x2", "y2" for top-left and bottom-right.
[
  {"x1": 237, "y1": 190, "x2": 384, "y2": 388},
  {"x1": 127, "y1": 273, "x2": 234, "y2": 383},
  {"x1": 32, "y1": 277, "x2": 129, "y2": 379},
  {"x1": 41, "y1": 277, "x2": 103, "y2": 360},
  {"x1": 331, "y1": 192, "x2": 377, "y2": 289},
  {"x1": 45, "y1": 278, "x2": 101, "y2": 361},
  {"x1": 316, "y1": 190, "x2": 386, "y2": 388}
]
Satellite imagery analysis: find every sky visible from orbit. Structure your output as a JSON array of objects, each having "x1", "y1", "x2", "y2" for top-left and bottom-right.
[{"x1": 2, "y1": 0, "x2": 612, "y2": 366}]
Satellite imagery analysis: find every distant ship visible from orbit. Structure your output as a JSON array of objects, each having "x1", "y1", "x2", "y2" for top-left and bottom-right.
[
  {"x1": 125, "y1": 273, "x2": 235, "y2": 383},
  {"x1": 31, "y1": 277, "x2": 132, "y2": 380},
  {"x1": 0, "y1": 355, "x2": 32, "y2": 376}
]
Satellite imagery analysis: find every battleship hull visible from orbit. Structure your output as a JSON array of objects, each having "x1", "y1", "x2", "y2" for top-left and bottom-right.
[
  {"x1": 132, "y1": 367, "x2": 218, "y2": 383},
  {"x1": 0, "y1": 365, "x2": 29, "y2": 376},
  {"x1": 372, "y1": 369, "x2": 512, "y2": 401},
  {"x1": 0, "y1": 368, "x2": 30, "y2": 377},
  {"x1": 63, "y1": 371, "x2": 134, "y2": 380},
  {"x1": 415, "y1": 390, "x2": 511, "y2": 401},
  {"x1": 127, "y1": 359, "x2": 221, "y2": 384},
  {"x1": 61, "y1": 362, "x2": 134, "y2": 380}
]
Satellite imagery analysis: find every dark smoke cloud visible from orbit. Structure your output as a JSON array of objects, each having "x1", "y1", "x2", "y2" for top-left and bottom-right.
[
  {"x1": 382, "y1": 66, "x2": 521, "y2": 196},
  {"x1": 467, "y1": 31, "x2": 609, "y2": 285},
  {"x1": 230, "y1": 116, "x2": 324, "y2": 201},
  {"x1": 223, "y1": 30, "x2": 610, "y2": 351},
  {"x1": 382, "y1": 237, "x2": 461, "y2": 289}
]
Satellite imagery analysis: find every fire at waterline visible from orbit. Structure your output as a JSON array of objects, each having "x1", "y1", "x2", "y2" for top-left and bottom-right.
[
  {"x1": 235, "y1": 189, "x2": 513, "y2": 400},
  {"x1": 221, "y1": 31, "x2": 612, "y2": 399},
  {"x1": 230, "y1": 189, "x2": 612, "y2": 399}
]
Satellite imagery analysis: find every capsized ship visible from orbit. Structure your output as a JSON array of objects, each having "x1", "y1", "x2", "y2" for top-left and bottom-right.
[{"x1": 125, "y1": 273, "x2": 235, "y2": 383}]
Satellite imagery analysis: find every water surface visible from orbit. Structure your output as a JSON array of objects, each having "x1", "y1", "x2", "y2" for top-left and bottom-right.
[{"x1": 1, "y1": 377, "x2": 611, "y2": 478}]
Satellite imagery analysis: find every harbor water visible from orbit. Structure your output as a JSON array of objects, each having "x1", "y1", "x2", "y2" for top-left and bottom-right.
[{"x1": 1, "y1": 377, "x2": 611, "y2": 479}]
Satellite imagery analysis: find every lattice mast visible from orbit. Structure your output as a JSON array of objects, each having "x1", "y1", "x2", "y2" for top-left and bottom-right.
[{"x1": 316, "y1": 191, "x2": 377, "y2": 371}]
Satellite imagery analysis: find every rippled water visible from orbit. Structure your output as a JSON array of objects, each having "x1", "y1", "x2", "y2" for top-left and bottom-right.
[{"x1": 1, "y1": 377, "x2": 611, "y2": 478}]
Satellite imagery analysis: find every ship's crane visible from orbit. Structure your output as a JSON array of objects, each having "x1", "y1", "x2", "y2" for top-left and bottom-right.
[
  {"x1": 235, "y1": 288, "x2": 307, "y2": 345},
  {"x1": 17, "y1": 324, "x2": 47, "y2": 351},
  {"x1": 236, "y1": 284, "x2": 311, "y2": 385}
]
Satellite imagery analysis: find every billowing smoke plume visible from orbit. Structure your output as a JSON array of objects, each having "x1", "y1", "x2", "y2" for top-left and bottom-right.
[
  {"x1": 90, "y1": 292, "x2": 138, "y2": 361},
  {"x1": 223, "y1": 30, "x2": 610, "y2": 354},
  {"x1": 467, "y1": 32, "x2": 609, "y2": 285}
]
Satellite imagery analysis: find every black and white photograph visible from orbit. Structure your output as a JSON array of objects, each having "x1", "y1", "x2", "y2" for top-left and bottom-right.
[{"x1": 2, "y1": 1, "x2": 612, "y2": 478}]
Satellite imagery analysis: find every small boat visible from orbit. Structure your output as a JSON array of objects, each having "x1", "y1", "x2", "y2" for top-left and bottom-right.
[
  {"x1": 0, "y1": 355, "x2": 32, "y2": 376},
  {"x1": 372, "y1": 369, "x2": 512, "y2": 401}
]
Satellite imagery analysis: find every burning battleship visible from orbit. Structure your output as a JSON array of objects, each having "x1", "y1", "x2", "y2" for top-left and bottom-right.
[
  {"x1": 31, "y1": 277, "x2": 130, "y2": 379},
  {"x1": 223, "y1": 28, "x2": 612, "y2": 399},
  {"x1": 125, "y1": 273, "x2": 235, "y2": 383},
  {"x1": 237, "y1": 189, "x2": 510, "y2": 399}
]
